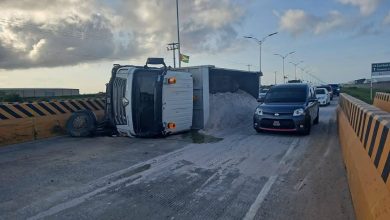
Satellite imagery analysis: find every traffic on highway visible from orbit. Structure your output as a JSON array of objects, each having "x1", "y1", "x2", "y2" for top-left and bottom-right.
[{"x1": 1, "y1": 1, "x2": 390, "y2": 220}]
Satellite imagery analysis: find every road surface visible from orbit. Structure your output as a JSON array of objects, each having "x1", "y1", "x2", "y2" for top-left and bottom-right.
[{"x1": 0, "y1": 98, "x2": 355, "y2": 220}]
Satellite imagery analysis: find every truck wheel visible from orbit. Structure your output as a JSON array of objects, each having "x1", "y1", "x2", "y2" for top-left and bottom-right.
[{"x1": 66, "y1": 110, "x2": 97, "y2": 137}]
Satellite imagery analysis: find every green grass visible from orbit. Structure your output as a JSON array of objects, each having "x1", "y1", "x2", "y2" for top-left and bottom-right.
[{"x1": 341, "y1": 87, "x2": 390, "y2": 104}]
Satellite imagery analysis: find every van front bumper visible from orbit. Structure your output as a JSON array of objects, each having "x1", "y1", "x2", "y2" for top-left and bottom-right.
[{"x1": 253, "y1": 114, "x2": 307, "y2": 132}]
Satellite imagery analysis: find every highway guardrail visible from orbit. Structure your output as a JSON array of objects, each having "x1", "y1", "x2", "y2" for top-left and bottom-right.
[
  {"x1": 0, "y1": 99, "x2": 105, "y2": 146},
  {"x1": 338, "y1": 93, "x2": 390, "y2": 220},
  {"x1": 374, "y1": 92, "x2": 390, "y2": 113}
]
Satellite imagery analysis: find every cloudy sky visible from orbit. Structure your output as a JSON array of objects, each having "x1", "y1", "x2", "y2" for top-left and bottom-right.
[{"x1": 0, "y1": 0, "x2": 389, "y2": 93}]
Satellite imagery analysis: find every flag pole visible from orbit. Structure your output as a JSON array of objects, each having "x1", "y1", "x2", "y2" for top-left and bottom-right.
[{"x1": 176, "y1": 0, "x2": 181, "y2": 68}]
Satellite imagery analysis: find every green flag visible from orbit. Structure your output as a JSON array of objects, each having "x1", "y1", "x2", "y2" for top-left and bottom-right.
[{"x1": 180, "y1": 53, "x2": 189, "y2": 63}]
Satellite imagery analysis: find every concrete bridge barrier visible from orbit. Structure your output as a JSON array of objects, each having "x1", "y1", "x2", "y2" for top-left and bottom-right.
[
  {"x1": 374, "y1": 92, "x2": 390, "y2": 113},
  {"x1": 0, "y1": 99, "x2": 105, "y2": 146},
  {"x1": 338, "y1": 93, "x2": 390, "y2": 220}
]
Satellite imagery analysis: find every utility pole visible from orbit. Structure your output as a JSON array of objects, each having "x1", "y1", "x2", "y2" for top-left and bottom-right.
[
  {"x1": 167, "y1": 43, "x2": 179, "y2": 68},
  {"x1": 247, "y1": 64, "x2": 252, "y2": 71},
  {"x1": 176, "y1": 0, "x2": 181, "y2": 68}
]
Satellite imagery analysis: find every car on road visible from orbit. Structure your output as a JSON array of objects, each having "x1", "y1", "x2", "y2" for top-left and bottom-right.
[
  {"x1": 317, "y1": 85, "x2": 334, "y2": 100},
  {"x1": 253, "y1": 83, "x2": 319, "y2": 135},
  {"x1": 329, "y1": 84, "x2": 340, "y2": 96},
  {"x1": 258, "y1": 88, "x2": 269, "y2": 102},
  {"x1": 315, "y1": 88, "x2": 330, "y2": 106}
]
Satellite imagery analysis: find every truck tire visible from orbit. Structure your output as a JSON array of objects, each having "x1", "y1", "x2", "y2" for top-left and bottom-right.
[{"x1": 66, "y1": 110, "x2": 97, "y2": 137}]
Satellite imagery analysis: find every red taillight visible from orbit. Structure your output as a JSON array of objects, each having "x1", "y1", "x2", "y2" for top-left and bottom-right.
[{"x1": 168, "y1": 77, "x2": 176, "y2": 84}]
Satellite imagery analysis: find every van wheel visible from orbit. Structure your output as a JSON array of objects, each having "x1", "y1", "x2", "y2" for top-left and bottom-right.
[
  {"x1": 314, "y1": 110, "x2": 319, "y2": 125},
  {"x1": 66, "y1": 110, "x2": 97, "y2": 137},
  {"x1": 301, "y1": 119, "x2": 311, "y2": 135},
  {"x1": 255, "y1": 128, "x2": 263, "y2": 133}
]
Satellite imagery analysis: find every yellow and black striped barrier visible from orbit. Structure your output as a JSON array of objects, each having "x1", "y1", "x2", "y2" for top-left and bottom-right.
[
  {"x1": 374, "y1": 92, "x2": 390, "y2": 113},
  {"x1": 338, "y1": 93, "x2": 390, "y2": 220},
  {"x1": 0, "y1": 99, "x2": 105, "y2": 146}
]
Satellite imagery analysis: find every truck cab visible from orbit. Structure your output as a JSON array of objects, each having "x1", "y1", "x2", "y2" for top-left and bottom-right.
[{"x1": 108, "y1": 59, "x2": 193, "y2": 137}]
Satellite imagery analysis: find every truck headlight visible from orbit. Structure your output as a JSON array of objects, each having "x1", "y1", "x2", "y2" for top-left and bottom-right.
[
  {"x1": 293, "y1": 108, "x2": 305, "y2": 116},
  {"x1": 255, "y1": 108, "x2": 263, "y2": 116}
]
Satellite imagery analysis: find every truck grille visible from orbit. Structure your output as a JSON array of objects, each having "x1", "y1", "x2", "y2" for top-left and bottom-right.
[{"x1": 113, "y1": 78, "x2": 127, "y2": 125}]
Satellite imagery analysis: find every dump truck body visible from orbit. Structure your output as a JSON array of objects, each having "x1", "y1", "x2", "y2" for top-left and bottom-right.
[{"x1": 66, "y1": 59, "x2": 260, "y2": 138}]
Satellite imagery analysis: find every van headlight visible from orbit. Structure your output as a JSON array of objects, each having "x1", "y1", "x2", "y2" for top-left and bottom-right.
[
  {"x1": 255, "y1": 108, "x2": 263, "y2": 116},
  {"x1": 293, "y1": 108, "x2": 305, "y2": 116}
]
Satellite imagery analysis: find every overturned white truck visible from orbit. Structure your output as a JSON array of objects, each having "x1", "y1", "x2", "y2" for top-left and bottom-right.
[{"x1": 66, "y1": 58, "x2": 261, "y2": 138}]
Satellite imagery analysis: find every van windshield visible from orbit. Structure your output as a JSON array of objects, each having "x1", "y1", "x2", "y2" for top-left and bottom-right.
[
  {"x1": 132, "y1": 70, "x2": 163, "y2": 136},
  {"x1": 264, "y1": 87, "x2": 307, "y2": 103}
]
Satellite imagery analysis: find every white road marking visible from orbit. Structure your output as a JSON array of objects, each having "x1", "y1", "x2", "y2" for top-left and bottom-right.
[
  {"x1": 28, "y1": 175, "x2": 141, "y2": 220},
  {"x1": 243, "y1": 138, "x2": 299, "y2": 220}
]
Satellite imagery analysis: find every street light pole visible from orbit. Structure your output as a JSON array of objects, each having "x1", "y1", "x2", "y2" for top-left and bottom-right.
[
  {"x1": 259, "y1": 43, "x2": 262, "y2": 73},
  {"x1": 274, "y1": 51, "x2": 295, "y2": 83},
  {"x1": 299, "y1": 67, "x2": 306, "y2": 82},
  {"x1": 289, "y1": 61, "x2": 303, "y2": 80},
  {"x1": 244, "y1": 32, "x2": 278, "y2": 73},
  {"x1": 274, "y1": 71, "x2": 277, "y2": 85}
]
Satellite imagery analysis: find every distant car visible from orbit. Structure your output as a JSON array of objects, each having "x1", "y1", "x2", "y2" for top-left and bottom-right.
[
  {"x1": 288, "y1": 80, "x2": 303, "y2": 83},
  {"x1": 315, "y1": 88, "x2": 330, "y2": 106},
  {"x1": 253, "y1": 83, "x2": 319, "y2": 135},
  {"x1": 258, "y1": 88, "x2": 269, "y2": 102},
  {"x1": 329, "y1": 84, "x2": 340, "y2": 96},
  {"x1": 317, "y1": 85, "x2": 333, "y2": 100}
]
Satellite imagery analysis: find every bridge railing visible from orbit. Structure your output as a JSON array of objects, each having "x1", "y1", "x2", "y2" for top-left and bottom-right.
[
  {"x1": 374, "y1": 92, "x2": 390, "y2": 113},
  {"x1": 338, "y1": 93, "x2": 390, "y2": 220}
]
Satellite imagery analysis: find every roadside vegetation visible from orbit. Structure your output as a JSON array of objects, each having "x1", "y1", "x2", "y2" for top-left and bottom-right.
[{"x1": 341, "y1": 86, "x2": 390, "y2": 104}]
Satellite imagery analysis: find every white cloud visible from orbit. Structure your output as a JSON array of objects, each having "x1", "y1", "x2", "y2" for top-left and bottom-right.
[
  {"x1": 278, "y1": 9, "x2": 347, "y2": 36},
  {"x1": 28, "y1": 39, "x2": 46, "y2": 60},
  {"x1": 0, "y1": 0, "x2": 246, "y2": 69},
  {"x1": 314, "y1": 11, "x2": 345, "y2": 34},
  {"x1": 384, "y1": 11, "x2": 390, "y2": 25},
  {"x1": 279, "y1": 9, "x2": 311, "y2": 36},
  {"x1": 338, "y1": 0, "x2": 382, "y2": 16}
]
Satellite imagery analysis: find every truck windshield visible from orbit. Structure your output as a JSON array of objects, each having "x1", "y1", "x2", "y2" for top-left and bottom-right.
[
  {"x1": 264, "y1": 87, "x2": 307, "y2": 103},
  {"x1": 132, "y1": 70, "x2": 163, "y2": 136}
]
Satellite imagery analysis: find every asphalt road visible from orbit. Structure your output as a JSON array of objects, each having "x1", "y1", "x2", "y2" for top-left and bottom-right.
[{"x1": 0, "y1": 98, "x2": 355, "y2": 220}]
